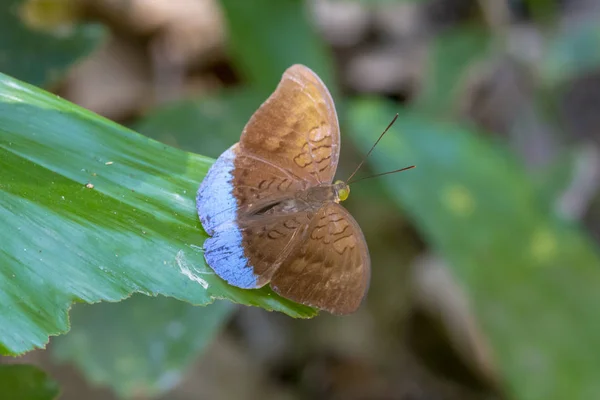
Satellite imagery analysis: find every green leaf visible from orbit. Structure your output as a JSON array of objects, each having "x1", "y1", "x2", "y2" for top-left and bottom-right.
[
  {"x1": 348, "y1": 98, "x2": 600, "y2": 400},
  {"x1": 0, "y1": 364, "x2": 60, "y2": 400},
  {"x1": 0, "y1": 73, "x2": 316, "y2": 355},
  {"x1": 52, "y1": 295, "x2": 232, "y2": 399},
  {"x1": 524, "y1": 0, "x2": 560, "y2": 25},
  {"x1": 50, "y1": 88, "x2": 256, "y2": 398},
  {"x1": 0, "y1": 0, "x2": 104, "y2": 87},
  {"x1": 354, "y1": 0, "x2": 427, "y2": 3},
  {"x1": 531, "y1": 149, "x2": 578, "y2": 210},
  {"x1": 134, "y1": 88, "x2": 263, "y2": 157},
  {"x1": 220, "y1": 0, "x2": 334, "y2": 95},
  {"x1": 416, "y1": 26, "x2": 490, "y2": 115},
  {"x1": 540, "y1": 18, "x2": 600, "y2": 87}
]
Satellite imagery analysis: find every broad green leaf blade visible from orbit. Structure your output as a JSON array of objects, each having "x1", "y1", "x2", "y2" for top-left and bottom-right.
[
  {"x1": 51, "y1": 90, "x2": 243, "y2": 398},
  {"x1": 220, "y1": 0, "x2": 334, "y2": 95},
  {"x1": 52, "y1": 296, "x2": 232, "y2": 399},
  {"x1": 0, "y1": 364, "x2": 59, "y2": 400},
  {"x1": 348, "y1": 98, "x2": 600, "y2": 400},
  {"x1": 0, "y1": 0, "x2": 104, "y2": 87},
  {"x1": 0, "y1": 73, "x2": 316, "y2": 355}
]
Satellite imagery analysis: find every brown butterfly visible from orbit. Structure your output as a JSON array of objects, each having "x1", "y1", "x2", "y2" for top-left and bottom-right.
[{"x1": 197, "y1": 65, "x2": 376, "y2": 314}]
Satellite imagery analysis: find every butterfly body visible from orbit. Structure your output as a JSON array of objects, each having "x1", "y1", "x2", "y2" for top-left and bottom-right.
[
  {"x1": 197, "y1": 65, "x2": 370, "y2": 315},
  {"x1": 248, "y1": 180, "x2": 348, "y2": 216}
]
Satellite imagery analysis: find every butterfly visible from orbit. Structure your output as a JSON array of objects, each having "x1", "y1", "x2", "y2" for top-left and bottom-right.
[{"x1": 197, "y1": 64, "x2": 370, "y2": 315}]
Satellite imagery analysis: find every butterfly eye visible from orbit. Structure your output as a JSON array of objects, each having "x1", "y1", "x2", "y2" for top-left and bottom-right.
[{"x1": 334, "y1": 180, "x2": 350, "y2": 202}]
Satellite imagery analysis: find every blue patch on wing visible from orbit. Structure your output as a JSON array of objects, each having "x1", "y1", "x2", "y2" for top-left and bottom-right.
[
  {"x1": 203, "y1": 226, "x2": 257, "y2": 289},
  {"x1": 197, "y1": 143, "x2": 256, "y2": 289},
  {"x1": 197, "y1": 144, "x2": 238, "y2": 235}
]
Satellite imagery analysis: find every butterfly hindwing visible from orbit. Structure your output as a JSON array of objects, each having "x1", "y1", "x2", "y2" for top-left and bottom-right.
[
  {"x1": 203, "y1": 212, "x2": 313, "y2": 289},
  {"x1": 270, "y1": 203, "x2": 371, "y2": 315}
]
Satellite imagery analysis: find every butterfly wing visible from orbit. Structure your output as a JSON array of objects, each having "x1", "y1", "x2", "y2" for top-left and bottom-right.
[
  {"x1": 197, "y1": 64, "x2": 341, "y2": 289},
  {"x1": 197, "y1": 143, "x2": 312, "y2": 288},
  {"x1": 202, "y1": 212, "x2": 312, "y2": 288},
  {"x1": 239, "y1": 64, "x2": 340, "y2": 185},
  {"x1": 198, "y1": 64, "x2": 340, "y2": 234},
  {"x1": 270, "y1": 203, "x2": 371, "y2": 315},
  {"x1": 197, "y1": 143, "x2": 308, "y2": 236}
]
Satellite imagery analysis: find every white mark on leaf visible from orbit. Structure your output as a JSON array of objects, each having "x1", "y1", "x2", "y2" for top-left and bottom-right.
[
  {"x1": 175, "y1": 250, "x2": 209, "y2": 289},
  {"x1": 0, "y1": 93, "x2": 24, "y2": 103},
  {"x1": 188, "y1": 244, "x2": 204, "y2": 253}
]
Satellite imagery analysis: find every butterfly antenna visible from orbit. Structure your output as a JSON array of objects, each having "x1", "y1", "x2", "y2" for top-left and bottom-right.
[
  {"x1": 348, "y1": 165, "x2": 415, "y2": 184},
  {"x1": 346, "y1": 113, "x2": 399, "y2": 183}
]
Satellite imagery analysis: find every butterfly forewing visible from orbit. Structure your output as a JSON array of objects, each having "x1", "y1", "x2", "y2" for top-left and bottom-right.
[
  {"x1": 270, "y1": 203, "x2": 371, "y2": 315},
  {"x1": 198, "y1": 64, "x2": 340, "y2": 234},
  {"x1": 238, "y1": 64, "x2": 340, "y2": 185}
]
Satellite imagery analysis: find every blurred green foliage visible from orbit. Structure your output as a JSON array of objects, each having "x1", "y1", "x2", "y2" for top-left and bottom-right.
[
  {"x1": 354, "y1": 0, "x2": 427, "y2": 3},
  {"x1": 0, "y1": 0, "x2": 104, "y2": 87},
  {"x1": 220, "y1": 0, "x2": 335, "y2": 95},
  {"x1": 349, "y1": 99, "x2": 600, "y2": 399},
  {"x1": 541, "y1": 18, "x2": 600, "y2": 87},
  {"x1": 417, "y1": 26, "x2": 491, "y2": 115},
  {"x1": 135, "y1": 88, "x2": 263, "y2": 158},
  {"x1": 52, "y1": 296, "x2": 232, "y2": 399},
  {"x1": 0, "y1": 364, "x2": 59, "y2": 400}
]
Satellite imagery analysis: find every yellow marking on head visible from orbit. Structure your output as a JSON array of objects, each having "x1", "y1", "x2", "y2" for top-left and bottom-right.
[
  {"x1": 444, "y1": 185, "x2": 475, "y2": 216},
  {"x1": 531, "y1": 228, "x2": 557, "y2": 263},
  {"x1": 334, "y1": 180, "x2": 350, "y2": 202}
]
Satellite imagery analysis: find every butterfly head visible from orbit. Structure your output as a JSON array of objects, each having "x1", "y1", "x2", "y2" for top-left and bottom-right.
[{"x1": 333, "y1": 180, "x2": 350, "y2": 203}]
